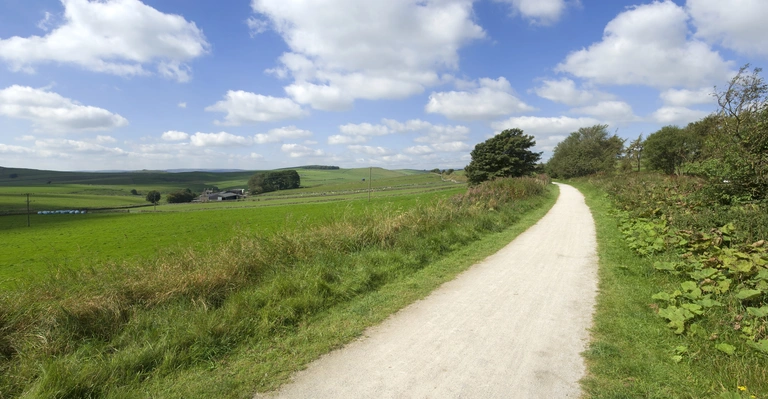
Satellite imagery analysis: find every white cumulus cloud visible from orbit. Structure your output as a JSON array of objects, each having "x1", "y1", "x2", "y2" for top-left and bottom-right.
[
  {"x1": 251, "y1": 0, "x2": 485, "y2": 109},
  {"x1": 205, "y1": 90, "x2": 307, "y2": 125},
  {"x1": 659, "y1": 87, "x2": 714, "y2": 107},
  {"x1": 556, "y1": 1, "x2": 732, "y2": 88},
  {"x1": 190, "y1": 132, "x2": 252, "y2": 147},
  {"x1": 161, "y1": 130, "x2": 189, "y2": 141},
  {"x1": 493, "y1": 0, "x2": 572, "y2": 25},
  {"x1": 0, "y1": 0, "x2": 210, "y2": 82},
  {"x1": 651, "y1": 106, "x2": 709, "y2": 126},
  {"x1": 688, "y1": 0, "x2": 768, "y2": 58},
  {"x1": 0, "y1": 85, "x2": 128, "y2": 133},
  {"x1": 281, "y1": 143, "x2": 324, "y2": 158},
  {"x1": 426, "y1": 77, "x2": 534, "y2": 120},
  {"x1": 571, "y1": 101, "x2": 638, "y2": 122},
  {"x1": 533, "y1": 78, "x2": 614, "y2": 106},
  {"x1": 254, "y1": 126, "x2": 313, "y2": 144}
]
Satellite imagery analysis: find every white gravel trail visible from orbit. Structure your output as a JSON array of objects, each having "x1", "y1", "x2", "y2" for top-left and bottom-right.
[{"x1": 257, "y1": 183, "x2": 598, "y2": 399}]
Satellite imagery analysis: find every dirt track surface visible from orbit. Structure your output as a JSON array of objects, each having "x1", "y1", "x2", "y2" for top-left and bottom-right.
[{"x1": 258, "y1": 183, "x2": 598, "y2": 399}]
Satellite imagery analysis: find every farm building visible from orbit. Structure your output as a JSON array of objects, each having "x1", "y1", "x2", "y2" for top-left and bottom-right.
[{"x1": 200, "y1": 189, "x2": 244, "y2": 202}]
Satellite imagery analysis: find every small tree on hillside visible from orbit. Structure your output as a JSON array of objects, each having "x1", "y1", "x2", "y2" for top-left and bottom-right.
[
  {"x1": 465, "y1": 128, "x2": 541, "y2": 185},
  {"x1": 146, "y1": 190, "x2": 161, "y2": 210}
]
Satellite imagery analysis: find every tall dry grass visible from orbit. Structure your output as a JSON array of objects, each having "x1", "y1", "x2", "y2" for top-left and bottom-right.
[{"x1": 0, "y1": 176, "x2": 550, "y2": 398}]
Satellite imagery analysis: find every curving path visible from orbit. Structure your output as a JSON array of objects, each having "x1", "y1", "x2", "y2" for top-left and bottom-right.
[{"x1": 257, "y1": 183, "x2": 598, "y2": 399}]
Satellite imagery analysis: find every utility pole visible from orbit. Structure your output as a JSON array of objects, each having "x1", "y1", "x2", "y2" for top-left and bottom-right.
[
  {"x1": 25, "y1": 193, "x2": 30, "y2": 227},
  {"x1": 368, "y1": 167, "x2": 372, "y2": 202}
]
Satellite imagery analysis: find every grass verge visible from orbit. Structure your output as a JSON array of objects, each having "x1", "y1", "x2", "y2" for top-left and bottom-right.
[
  {"x1": 573, "y1": 180, "x2": 767, "y2": 399},
  {"x1": 1, "y1": 178, "x2": 556, "y2": 398}
]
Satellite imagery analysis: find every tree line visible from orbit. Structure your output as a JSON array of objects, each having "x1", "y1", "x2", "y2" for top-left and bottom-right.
[{"x1": 464, "y1": 64, "x2": 767, "y2": 203}]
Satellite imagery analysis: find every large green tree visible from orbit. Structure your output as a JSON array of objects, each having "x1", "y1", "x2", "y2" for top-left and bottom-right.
[
  {"x1": 644, "y1": 125, "x2": 703, "y2": 175},
  {"x1": 464, "y1": 128, "x2": 541, "y2": 185},
  {"x1": 546, "y1": 125, "x2": 624, "y2": 179}
]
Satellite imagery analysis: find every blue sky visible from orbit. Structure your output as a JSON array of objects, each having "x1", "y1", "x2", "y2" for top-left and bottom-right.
[{"x1": 0, "y1": 0, "x2": 765, "y2": 171}]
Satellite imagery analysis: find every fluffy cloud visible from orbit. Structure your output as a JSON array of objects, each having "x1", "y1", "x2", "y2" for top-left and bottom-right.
[
  {"x1": 281, "y1": 143, "x2": 324, "y2": 158},
  {"x1": 330, "y1": 118, "x2": 469, "y2": 145},
  {"x1": 571, "y1": 101, "x2": 638, "y2": 122},
  {"x1": 205, "y1": 90, "x2": 307, "y2": 125},
  {"x1": 493, "y1": 0, "x2": 571, "y2": 25},
  {"x1": 95, "y1": 135, "x2": 116, "y2": 143},
  {"x1": 688, "y1": 0, "x2": 768, "y2": 58},
  {"x1": 0, "y1": 85, "x2": 128, "y2": 133},
  {"x1": 425, "y1": 77, "x2": 534, "y2": 120},
  {"x1": 327, "y1": 135, "x2": 367, "y2": 145},
  {"x1": 432, "y1": 141, "x2": 471, "y2": 152},
  {"x1": 404, "y1": 145, "x2": 434, "y2": 155},
  {"x1": 190, "y1": 132, "x2": 252, "y2": 147},
  {"x1": 651, "y1": 106, "x2": 709, "y2": 125},
  {"x1": 34, "y1": 138, "x2": 128, "y2": 155},
  {"x1": 161, "y1": 130, "x2": 189, "y2": 141},
  {"x1": 557, "y1": 1, "x2": 732, "y2": 88},
  {"x1": 339, "y1": 123, "x2": 391, "y2": 137},
  {"x1": 254, "y1": 126, "x2": 312, "y2": 144},
  {"x1": 659, "y1": 87, "x2": 714, "y2": 107},
  {"x1": 0, "y1": 143, "x2": 34, "y2": 154},
  {"x1": 347, "y1": 145, "x2": 392, "y2": 156},
  {"x1": 533, "y1": 78, "x2": 614, "y2": 106},
  {"x1": 251, "y1": 0, "x2": 485, "y2": 109},
  {"x1": 0, "y1": 0, "x2": 209, "y2": 82}
]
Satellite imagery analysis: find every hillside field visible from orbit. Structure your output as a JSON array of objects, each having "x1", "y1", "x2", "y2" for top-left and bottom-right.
[{"x1": 0, "y1": 167, "x2": 463, "y2": 288}]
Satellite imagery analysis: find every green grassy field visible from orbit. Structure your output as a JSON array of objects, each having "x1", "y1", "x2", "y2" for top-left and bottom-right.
[
  {"x1": 0, "y1": 168, "x2": 462, "y2": 289},
  {"x1": 0, "y1": 176, "x2": 553, "y2": 399},
  {"x1": 0, "y1": 167, "x2": 433, "y2": 213}
]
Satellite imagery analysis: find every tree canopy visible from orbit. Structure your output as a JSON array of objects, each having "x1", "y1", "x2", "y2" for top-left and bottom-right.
[
  {"x1": 644, "y1": 125, "x2": 703, "y2": 175},
  {"x1": 248, "y1": 170, "x2": 301, "y2": 194},
  {"x1": 464, "y1": 128, "x2": 541, "y2": 185},
  {"x1": 546, "y1": 125, "x2": 624, "y2": 179},
  {"x1": 166, "y1": 188, "x2": 197, "y2": 203},
  {"x1": 145, "y1": 190, "x2": 161, "y2": 204}
]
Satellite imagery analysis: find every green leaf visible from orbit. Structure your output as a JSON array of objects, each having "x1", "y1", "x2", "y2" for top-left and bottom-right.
[
  {"x1": 749, "y1": 339, "x2": 768, "y2": 353},
  {"x1": 719, "y1": 393, "x2": 741, "y2": 399},
  {"x1": 747, "y1": 306, "x2": 768, "y2": 318},
  {"x1": 652, "y1": 292, "x2": 671, "y2": 301},
  {"x1": 736, "y1": 289, "x2": 763, "y2": 300},
  {"x1": 681, "y1": 281, "x2": 698, "y2": 291},
  {"x1": 654, "y1": 261, "x2": 677, "y2": 271},
  {"x1": 715, "y1": 343, "x2": 736, "y2": 355},
  {"x1": 671, "y1": 355, "x2": 683, "y2": 363},
  {"x1": 697, "y1": 298, "x2": 722, "y2": 308},
  {"x1": 681, "y1": 303, "x2": 704, "y2": 315}
]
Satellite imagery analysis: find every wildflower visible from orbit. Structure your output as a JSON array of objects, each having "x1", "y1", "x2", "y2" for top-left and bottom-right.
[{"x1": 737, "y1": 386, "x2": 747, "y2": 391}]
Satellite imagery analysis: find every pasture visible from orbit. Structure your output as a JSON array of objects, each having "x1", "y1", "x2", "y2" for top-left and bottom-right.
[{"x1": 0, "y1": 167, "x2": 462, "y2": 288}]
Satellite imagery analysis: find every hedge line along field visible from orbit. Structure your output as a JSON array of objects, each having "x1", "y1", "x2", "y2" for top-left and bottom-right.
[
  {"x1": 0, "y1": 176, "x2": 554, "y2": 398},
  {"x1": 1, "y1": 182, "x2": 464, "y2": 289}
]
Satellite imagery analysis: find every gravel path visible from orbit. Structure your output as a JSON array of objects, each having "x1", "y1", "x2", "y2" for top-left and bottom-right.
[{"x1": 257, "y1": 183, "x2": 598, "y2": 399}]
